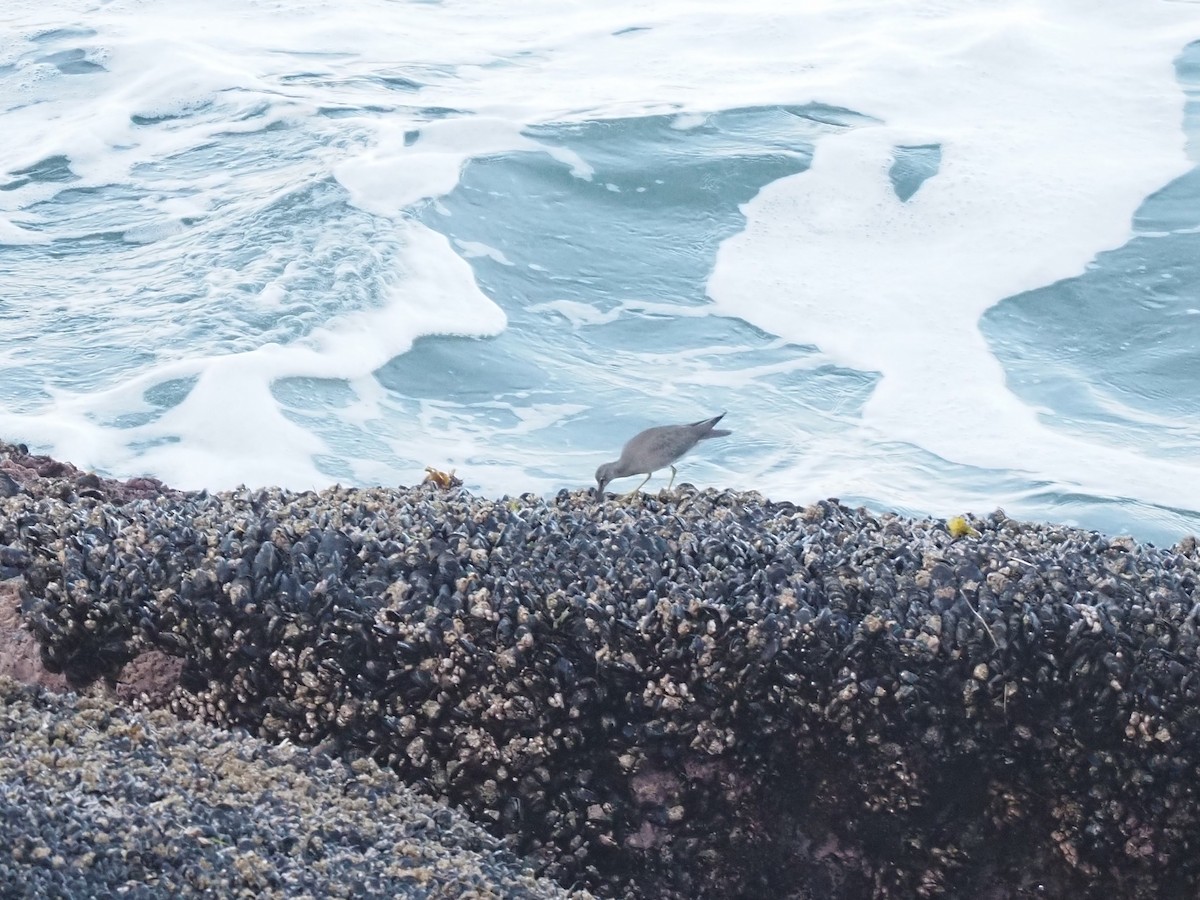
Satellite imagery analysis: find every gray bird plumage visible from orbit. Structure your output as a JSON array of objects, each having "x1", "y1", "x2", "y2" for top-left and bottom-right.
[{"x1": 595, "y1": 412, "x2": 731, "y2": 496}]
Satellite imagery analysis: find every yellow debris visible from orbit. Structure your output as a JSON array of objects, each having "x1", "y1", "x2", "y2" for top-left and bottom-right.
[
  {"x1": 422, "y1": 467, "x2": 463, "y2": 490},
  {"x1": 947, "y1": 516, "x2": 980, "y2": 538}
]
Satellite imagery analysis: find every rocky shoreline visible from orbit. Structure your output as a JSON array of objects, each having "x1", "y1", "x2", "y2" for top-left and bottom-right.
[
  {"x1": 0, "y1": 676, "x2": 591, "y2": 899},
  {"x1": 2, "y1": 440, "x2": 1199, "y2": 898}
]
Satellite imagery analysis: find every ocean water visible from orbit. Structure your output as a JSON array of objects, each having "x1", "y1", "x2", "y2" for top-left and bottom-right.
[{"x1": 2, "y1": 0, "x2": 1200, "y2": 546}]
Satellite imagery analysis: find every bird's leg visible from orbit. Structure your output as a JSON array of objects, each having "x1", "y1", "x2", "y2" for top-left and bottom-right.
[
  {"x1": 624, "y1": 472, "x2": 652, "y2": 497},
  {"x1": 665, "y1": 465, "x2": 677, "y2": 491}
]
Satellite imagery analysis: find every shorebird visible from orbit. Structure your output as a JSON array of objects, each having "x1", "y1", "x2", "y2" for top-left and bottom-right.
[{"x1": 595, "y1": 412, "x2": 731, "y2": 496}]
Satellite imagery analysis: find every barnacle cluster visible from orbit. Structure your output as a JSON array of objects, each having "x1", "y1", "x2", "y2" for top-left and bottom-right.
[
  {"x1": 0, "y1": 675, "x2": 591, "y2": 899},
  {"x1": 3, "y1": 441, "x2": 1199, "y2": 898}
]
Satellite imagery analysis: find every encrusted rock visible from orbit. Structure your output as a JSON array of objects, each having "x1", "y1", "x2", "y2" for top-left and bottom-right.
[{"x1": 2, "y1": 439, "x2": 1200, "y2": 898}]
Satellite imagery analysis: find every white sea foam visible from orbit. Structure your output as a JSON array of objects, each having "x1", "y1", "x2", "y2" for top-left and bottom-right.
[
  {"x1": 455, "y1": 240, "x2": 514, "y2": 266},
  {"x1": 0, "y1": 217, "x2": 47, "y2": 245},
  {"x1": 707, "y1": 2, "x2": 1200, "y2": 512},
  {"x1": 2, "y1": 0, "x2": 1199, "y2": 538},
  {"x1": 0, "y1": 221, "x2": 504, "y2": 489}
]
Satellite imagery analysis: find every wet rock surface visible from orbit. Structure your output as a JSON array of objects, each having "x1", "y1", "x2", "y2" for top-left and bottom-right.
[{"x1": 2, "y1": 438, "x2": 1199, "y2": 898}]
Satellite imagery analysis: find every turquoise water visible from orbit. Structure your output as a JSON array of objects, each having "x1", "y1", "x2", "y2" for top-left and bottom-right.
[{"x1": 2, "y1": 2, "x2": 1200, "y2": 545}]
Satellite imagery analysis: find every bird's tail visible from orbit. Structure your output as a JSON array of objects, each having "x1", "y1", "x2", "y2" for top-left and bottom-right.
[{"x1": 692, "y1": 412, "x2": 731, "y2": 438}]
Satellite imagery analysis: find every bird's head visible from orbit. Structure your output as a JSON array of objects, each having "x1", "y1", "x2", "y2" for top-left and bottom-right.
[{"x1": 595, "y1": 462, "x2": 617, "y2": 496}]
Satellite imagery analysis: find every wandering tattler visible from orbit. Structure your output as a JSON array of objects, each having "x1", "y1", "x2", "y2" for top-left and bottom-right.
[{"x1": 595, "y1": 413, "x2": 731, "y2": 496}]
